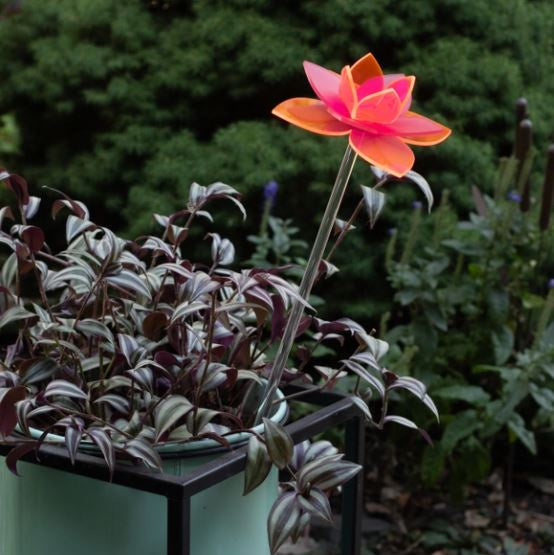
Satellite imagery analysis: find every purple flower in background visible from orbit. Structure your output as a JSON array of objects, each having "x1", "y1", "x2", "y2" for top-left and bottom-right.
[
  {"x1": 507, "y1": 191, "x2": 522, "y2": 203},
  {"x1": 387, "y1": 227, "x2": 397, "y2": 236},
  {"x1": 412, "y1": 200, "x2": 423, "y2": 210},
  {"x1": 548, "y1": 278, "x2": 554, "y2": 289},
  {"x1": 263, "y1": 180, "x2": 279, "y2": 208}
]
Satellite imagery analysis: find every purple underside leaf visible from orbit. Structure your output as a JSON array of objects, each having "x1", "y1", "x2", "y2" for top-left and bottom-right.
[
  {"x1": 6, "y1": 442, "x2": 39, "y2": 476},
  {"x1": 0, "y1": 385, "x2": 27, "y2": 436},
  {"x1": 4, "y1": 174, "x2": 29, "y2": 204},
  {"x1": 51, "y1": 197, "x2": 89, "y2": 220},
  {"x1": 20, "y1": 225, "x2": 45, "y2": 252},
  {"x1": 267, "y1": 491, "x2": 302, "y2": 554},
  {"x1": 142, "y1": 311, "x2": 168, "y2": 341}
]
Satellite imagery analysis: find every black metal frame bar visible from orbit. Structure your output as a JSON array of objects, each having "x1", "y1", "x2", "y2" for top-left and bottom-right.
[{"x1": 0, "y1": 387, "x2": 365, "y2": 555}]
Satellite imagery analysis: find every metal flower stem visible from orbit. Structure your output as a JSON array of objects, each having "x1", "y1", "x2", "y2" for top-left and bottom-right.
[{"x1": 256, "y1": 145, "x2": 358, "y2": 423}]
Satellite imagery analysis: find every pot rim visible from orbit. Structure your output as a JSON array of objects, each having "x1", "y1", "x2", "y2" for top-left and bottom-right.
[{"x1": 24, "y1": 387, "x2": 288, "y2": 458}]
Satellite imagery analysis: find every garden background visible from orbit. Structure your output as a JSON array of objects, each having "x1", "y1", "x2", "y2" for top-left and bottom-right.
[{"x1": 1, "y1": 1, "x2": 554, "y2": 553}]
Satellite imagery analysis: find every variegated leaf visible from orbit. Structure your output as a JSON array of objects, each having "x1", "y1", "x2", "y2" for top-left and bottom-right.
[
  {"x1": 267, "y1": 491, "x2": 301, "y2": 554},
  {"x1": 243, "y1": 436, "x2": 272, "y2": 495},
  {"x1": 361, "y1": 185, "x2": 386, "y2": 228},
  {"x1": 263, "y1": 418, "x2": 293, "y2": 470},
  {"x1": 44, "y1": 380, "x2": 88, "y2": 400},
  {"x1": 404, "y1": 170, "x2": 434, "y2": 212},
  {"x1": 154, "y1": 395, "x2": 193, "y2": 441}
]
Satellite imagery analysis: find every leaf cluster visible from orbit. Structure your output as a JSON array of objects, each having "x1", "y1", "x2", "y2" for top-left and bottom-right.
[{"x1": 0, "y1": 173, "x2": 438, "y2": 549}]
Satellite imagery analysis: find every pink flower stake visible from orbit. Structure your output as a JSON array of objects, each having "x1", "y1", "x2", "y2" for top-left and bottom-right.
[
  {"x1": 257, "y1": 53, "x2": 451, "y2": 421},
  {"x1": 273, "y1": 53, "x2": 450, "y2": 176}
]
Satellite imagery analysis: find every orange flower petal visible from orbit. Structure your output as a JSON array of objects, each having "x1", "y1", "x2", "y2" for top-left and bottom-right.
[
  {"x1": 351, "y1": 53, "x2": 383, "y2": 85},
  {"x1": 339, "y1": 66, "x2": 357, "y2": 114},
  {"x1": 353, "y1": 89, "x2": 402, "y2": 124},
  {"x1": 272, "y1": 98, "x2": 352, "y2": 136},
  {"x1": 388, "y1": 111, "x2": 452, "y2": 145},
  {"x1": 349, "y1": 130, "x2": 415, "y2": 177}
]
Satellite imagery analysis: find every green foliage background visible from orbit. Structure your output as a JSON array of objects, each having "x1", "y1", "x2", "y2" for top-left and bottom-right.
[{"x1": 1, "y1": 0, "x2": 553, "y2": 319}]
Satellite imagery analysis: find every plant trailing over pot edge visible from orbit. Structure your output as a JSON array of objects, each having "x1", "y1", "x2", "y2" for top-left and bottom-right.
[{"x1": 0, "y1": 169, "x2": 437, "y2": 552}]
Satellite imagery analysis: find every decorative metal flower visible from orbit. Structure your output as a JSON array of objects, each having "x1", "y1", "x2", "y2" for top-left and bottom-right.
[{"x1": 272, "y1": 53, "x2": 451, "y2": 177}]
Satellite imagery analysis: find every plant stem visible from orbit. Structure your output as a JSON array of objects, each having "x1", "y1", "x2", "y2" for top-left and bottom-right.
[
  {"x1": 325, "y1": 199, "x2": 363, "y2": 263},
  {"x1": 255, "y1": 145, "x2": 357, "y2": 423},
  {"x1": 326, "y1": 176, "x2": 388, "y2": 264}
]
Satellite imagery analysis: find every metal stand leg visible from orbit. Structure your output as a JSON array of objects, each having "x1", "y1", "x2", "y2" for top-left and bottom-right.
[
  {"x1": 341, "y1": 415, "x2": 365, "y2": 555},
  {"x1": 167, "y1": 497, "x2": 190, "y2": 555}
]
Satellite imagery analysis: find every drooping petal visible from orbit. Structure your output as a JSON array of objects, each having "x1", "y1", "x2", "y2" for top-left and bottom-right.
[
  {"x1": 349, "y1": 130, "x2": 415, "y2": 177},
  {"x1": 350, "y1": 53, "x2": 383, "y2": 85},
  {"x1": 303, "y1": 61, "x2": 348, "y2": 116},
  {"x1": 272, "y1": 98, "x2": 352, "y2": 136},
  {"x1": 339, "y1": 65, "x2": 357, "y2": 114},
  {"x1": 354, "y1": 89, "x2": 402, "y2": 124},
  {"x1": 386, "y1": 111, "x2": 452, "y2": 145}
]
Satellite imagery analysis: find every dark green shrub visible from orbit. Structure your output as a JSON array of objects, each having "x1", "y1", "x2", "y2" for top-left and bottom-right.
[
  {"x1": 382, "y1": 146, "x2": 554, "y2": 498},
  {"x1": 0, "y1": 0, "x2": 553, "y2": 321}
]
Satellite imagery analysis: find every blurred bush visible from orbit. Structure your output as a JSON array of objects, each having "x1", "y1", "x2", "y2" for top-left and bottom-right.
[
  {"x1": 381, "y1": 146, "x2": 554, "y2": 498},
  {"x1": 0, "y1": 0, "x2": 553, "y2": 318},
  {"x1": 0, "y1": 114, "x2": 19, "y2": 163}
]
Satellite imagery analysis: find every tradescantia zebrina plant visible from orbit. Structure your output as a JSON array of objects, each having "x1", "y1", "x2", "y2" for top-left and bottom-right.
[{"x1": 0, "y1": 170, "x2": 436, "y2": 553}]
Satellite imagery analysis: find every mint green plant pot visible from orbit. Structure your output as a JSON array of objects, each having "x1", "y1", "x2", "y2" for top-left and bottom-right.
[{"x1": 0, "y1": 392, "x2": 287, "y2": 555}]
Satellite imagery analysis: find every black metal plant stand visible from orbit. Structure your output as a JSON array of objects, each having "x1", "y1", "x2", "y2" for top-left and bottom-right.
[{"x1": 0, "y1": 387, "x2": 365, "y2": 555}]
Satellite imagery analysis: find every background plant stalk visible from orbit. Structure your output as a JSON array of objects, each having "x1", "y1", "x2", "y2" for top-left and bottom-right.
[{"x1": 256, "y1": 145, "x2": 358, "y2": 422}]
